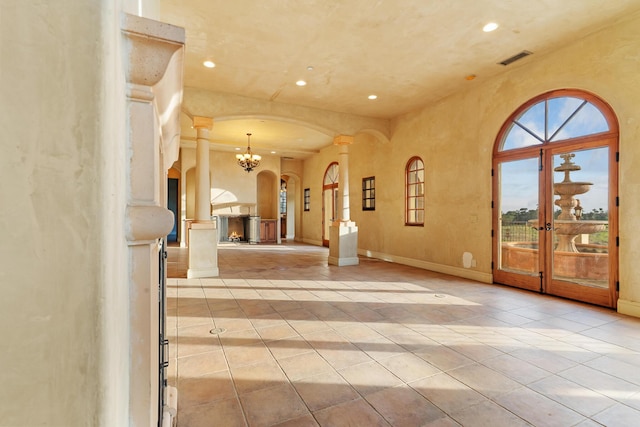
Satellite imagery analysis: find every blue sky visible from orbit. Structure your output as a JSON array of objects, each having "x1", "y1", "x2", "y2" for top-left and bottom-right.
[
  {"x1": 499, "y1": 97, "x2": 610, "y2": 214},
  {"x1": 503, "y1": 97, "x2": 609, "y2": 151}
]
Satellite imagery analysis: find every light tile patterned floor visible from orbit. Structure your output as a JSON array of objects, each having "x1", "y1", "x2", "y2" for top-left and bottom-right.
[{"x1": 166, "y1": 242, "x2": 640, "y2": 427}]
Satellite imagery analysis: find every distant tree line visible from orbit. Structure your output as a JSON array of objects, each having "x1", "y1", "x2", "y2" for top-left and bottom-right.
[
  {"x1": 580, "y1": 208, "x2": 608, "y2": 220},
  {"x1": 501, "y1": 207, "x2": 608, "y2": 223},
  {"x1": 501, "y1": 208, "x2": 538, "y2": 224}
]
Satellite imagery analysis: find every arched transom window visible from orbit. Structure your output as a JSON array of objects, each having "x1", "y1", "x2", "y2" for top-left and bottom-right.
[{"x1": 499, "y1": 94, "x2": 612, "y2": 152}]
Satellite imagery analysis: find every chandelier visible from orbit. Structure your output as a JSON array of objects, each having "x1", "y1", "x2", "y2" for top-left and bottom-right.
[{"x1": 236, "y1": 133, "x2": 261, "y2": 172}]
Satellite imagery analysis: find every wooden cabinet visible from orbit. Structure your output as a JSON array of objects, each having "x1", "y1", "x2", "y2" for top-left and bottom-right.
[{"x1": 259, "y1": 219, "x2": 277, "y2": 243}]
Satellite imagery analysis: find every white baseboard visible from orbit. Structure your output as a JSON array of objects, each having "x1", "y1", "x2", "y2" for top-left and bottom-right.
[
  {"x1": 358, "y1": 249, "x2": 493, "y2": 284},
  {"x1": 298, "y1": 241, "x2": 492, "y2": 283}
]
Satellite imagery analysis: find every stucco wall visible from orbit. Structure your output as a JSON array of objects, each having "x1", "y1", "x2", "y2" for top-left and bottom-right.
[
  {"x1": 0, "y1": 1, "x2": 134, "y2": 425},
  {"x1": 257, "y1": 171, "x2": 277, "y2": 219},
  {"x1": 300, "y1": 11, "x2": 640, "y2": 313}
]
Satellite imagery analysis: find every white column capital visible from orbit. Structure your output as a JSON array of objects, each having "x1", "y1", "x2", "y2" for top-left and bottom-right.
[
  {"x1": 333, "y1": 134, "x2": 354, "y2": 146},
  {"x1": 192, "y1": 116, "x2": 213, "y2": 130}
]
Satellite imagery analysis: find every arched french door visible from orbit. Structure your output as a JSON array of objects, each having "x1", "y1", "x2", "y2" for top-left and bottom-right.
[
  {"x1": 493, "y1": 89, "x2": 619, "y2": 308},
  {"x1": 322, "y1": 162, "x2": 339, "y2": 247}
]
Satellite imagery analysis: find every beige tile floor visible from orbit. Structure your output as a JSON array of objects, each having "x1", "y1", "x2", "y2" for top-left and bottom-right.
[{"x1": 166, "y1": 242, "x2": 640, "y2": 427}]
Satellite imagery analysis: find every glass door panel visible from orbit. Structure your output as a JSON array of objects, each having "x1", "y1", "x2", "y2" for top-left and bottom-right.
[
  {"x1": 549, "y1": 147, "x2": 612, "y2": 304},
  {"x1": 322, "y1": 185, "x2": 338, "y2": 246},
  {"x1": 322, "y1": 163, "x2": 339, "y2": 247},
  {"x1": 495, "y1": 157, "x2": 541, "y2": 291},
  {"x1": 322, "y1": 187, "x2": 331, "y2": 246}
]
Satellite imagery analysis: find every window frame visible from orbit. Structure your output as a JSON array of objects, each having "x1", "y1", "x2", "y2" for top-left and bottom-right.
[
  {"x1": 303, "y1": 188, "x2": 310, "y2": 212},
  {"x1": 362, "y1": 176, "x2": 375, "y2": 211},
  {"x1": 405, "y1": 157, "x2": 425, "y2": 226},
  {"x1": 279, "y1": 180, "x2": 287, "y2": 215}
]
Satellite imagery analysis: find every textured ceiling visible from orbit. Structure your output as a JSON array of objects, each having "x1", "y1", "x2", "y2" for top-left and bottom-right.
[{"x1": 160, "y1": 0, "x2": 640, "y2": 159}]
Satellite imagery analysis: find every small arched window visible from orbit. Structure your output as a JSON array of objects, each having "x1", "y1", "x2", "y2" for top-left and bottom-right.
[{"x1": 406, "y1": 157, "x2": 424, "y2": 226}]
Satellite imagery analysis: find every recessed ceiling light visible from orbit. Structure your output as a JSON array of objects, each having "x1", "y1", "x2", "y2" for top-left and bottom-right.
[
  {"x1": 483, "y1": 22, "x2": 499, "y2": 32},
  {"x1": 368, "y1": 94, "x2": 378, "y2": 100},
  {"x1": 271, "y1": 151, "x2": 276, "y2": 154},
  {"x1": 296, "y1": 80, "x2": 307, "y2": 86},
  {"x1": 203, "y1": 60, "x2": 216, "y2": 68},
  {"x1": 235, "y1": 147, "x2": 241, "y2": 151},
  {"x1": 307, "y1": 66, "x2": 314, "y2": 71}
]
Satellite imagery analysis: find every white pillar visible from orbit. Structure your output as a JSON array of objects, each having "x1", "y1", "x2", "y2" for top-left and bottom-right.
[
  {"x1": 187, "y1": 116, "x2": 219, "y2": 278},
  {"x1": 338, "y1": 141, "x2": 351, "y2": 222},
  {"x1": 194, "y1": 117, "x2": 212, "y2": 220},
  {"x1": 328, "y1": 135, "x2": 359, "y2": 266}
]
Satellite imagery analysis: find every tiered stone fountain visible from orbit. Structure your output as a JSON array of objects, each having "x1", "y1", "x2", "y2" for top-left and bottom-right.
[
  {"x1": 553, "y1": 153, "x2": 607, "y2": 252},
  {"x1": 505, "y1": 153, "x2": 609, "y2": 280}
]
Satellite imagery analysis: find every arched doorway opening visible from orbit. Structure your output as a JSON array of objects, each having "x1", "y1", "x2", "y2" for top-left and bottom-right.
[
  {"x1": 493, "y1": 89, "x2": 619, "y2": 307},
  {"x1": 322, "y1": 162, "x2": 339, "y2": 247},
  {"x1": 280, "y1": 174, "x2": 300, "y2": 241}
]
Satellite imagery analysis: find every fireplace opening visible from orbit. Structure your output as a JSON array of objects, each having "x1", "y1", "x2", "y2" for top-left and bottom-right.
[
  {"x1": 227, "y1": 216, "x2": 245, "y2": 241},
  {"x1": 216, "y1": 215, "x2": 259, "y2": 243}
]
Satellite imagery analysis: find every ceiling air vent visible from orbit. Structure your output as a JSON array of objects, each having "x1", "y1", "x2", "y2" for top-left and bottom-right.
[{"x1": 498, "y1": 50, "x2": 532, "y2": 66}]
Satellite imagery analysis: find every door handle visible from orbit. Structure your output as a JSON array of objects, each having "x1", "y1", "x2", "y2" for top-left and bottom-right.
[{"x1": 537, "y1": 223, "x2": 553, "y2": 231}]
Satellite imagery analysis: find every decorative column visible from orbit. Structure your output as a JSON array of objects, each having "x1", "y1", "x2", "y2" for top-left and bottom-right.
[
  {"x1": 122, "y1": 14, "x2": 184, "y2": 427},
  {"x1": 194, "y1": 117, "x2": 213, "y2": 221},
  {"x1": 328, "y1": 135, "x2": 359, "y2": 266},
  {"x1": 187, "y1": 116, "x2": 219, "y2": 278}
]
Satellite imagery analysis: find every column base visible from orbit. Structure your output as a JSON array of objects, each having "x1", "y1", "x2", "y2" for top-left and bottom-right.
[
  {"x1": 328, "y1": 222, "x2": 359, "y2": 266},
  {"x1": 327, "y1": 255, "x2": 360, "y2": 266},
  {"x1": 187, "y1": 267, "x2": 220, "y2": 279},
  {"x1": 187, "y1": 222, "x2": 219, "y2": 278}
]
